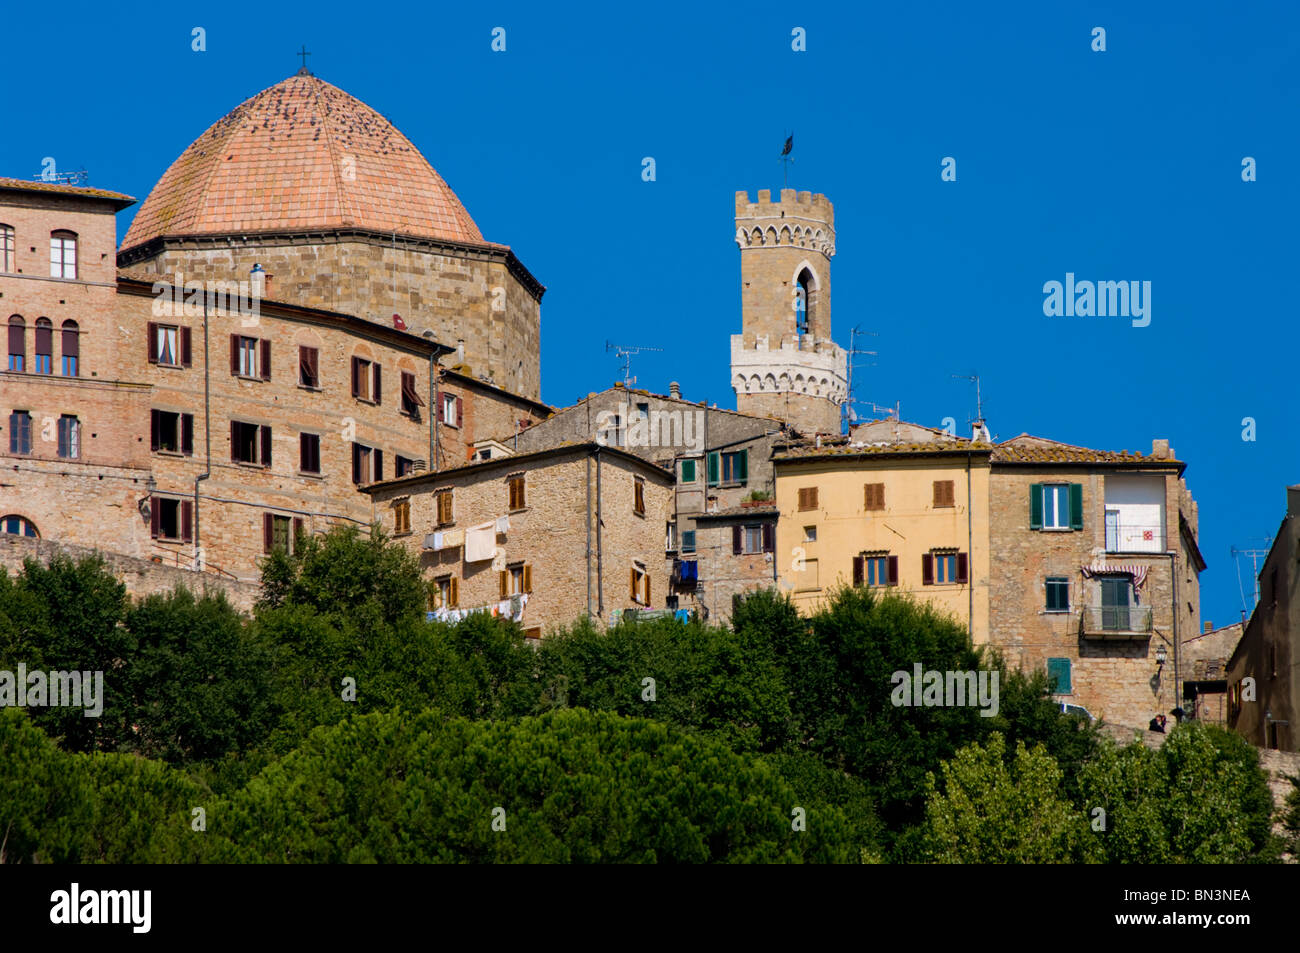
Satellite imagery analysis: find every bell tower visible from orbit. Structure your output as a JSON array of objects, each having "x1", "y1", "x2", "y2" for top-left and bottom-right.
[{"x1": 731, "y1": 188, "x2": 847, "y2": 434}]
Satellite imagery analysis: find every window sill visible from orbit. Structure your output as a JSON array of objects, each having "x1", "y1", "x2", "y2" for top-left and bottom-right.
[
  {"x1": 151, "y1": 362, "x2": 187, "y2": 370},
  {"x1": 234, "y1": 374, "x2": 266, "y2": 383},
  {"x1": 298, "y1": 383, "x2": 322, "y2": 393},
  {"x1": 153, "y1": 449, "x2": 189, "y2": 458},
  {"x1": 509, "y1": 507, "x2": 528, "y2": 514},
  {"x1": 1040, "y1": 526, "x2": 1074, "y2": 533},
  {"x1": 297, "y1": 471, "x2": 324, "y2": 480},
  {"x1": 234, "y1": 461, "x2": 269, "y2": 469},
  {"x1": 355, "y1": 397, "x2": 378, "y2": 406}
]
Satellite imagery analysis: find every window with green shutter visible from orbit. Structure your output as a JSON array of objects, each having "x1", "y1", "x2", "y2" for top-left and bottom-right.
[
  {"x1": 681, "y1": 459, "x2": 697, "y2": 483},
  {"x1": 1029, "y1": 483, "x2": 1043, "y2": 529},
  {"x1": 1068, "y1": 483, "x2": 1083, "y2": 529},
  {"x1": 1046, "y1": 657, "x2": 1072, "y2": 694},
  {"x1": 707, "y1": 451, "x2": 720, "y2": 486}
]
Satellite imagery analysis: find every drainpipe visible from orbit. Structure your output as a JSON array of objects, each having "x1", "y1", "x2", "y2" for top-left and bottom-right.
[
  {"x1": 1170, "y1": 550, "x2": 1180, "y2": 721},
  {"x1": 595, "y1": 446, "x2": 604, "y2": 615},
  {"x1": 966, "y1": 451, "x2": 974, "y2": 640},
  {"x1": 193, "y1": 296, "x2": 212, "y2": 568},
  {"x1": 586, "y1": 453, "x2": 593, "y2": 617},
  {"x1": 428, "y1": 349, "x2": 435, "y2": 470}
]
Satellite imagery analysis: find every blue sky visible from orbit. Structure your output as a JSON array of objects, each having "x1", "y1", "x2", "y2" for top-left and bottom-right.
[{"x1": 4, "y1": 0, "x2": 1296, "y2": 623}]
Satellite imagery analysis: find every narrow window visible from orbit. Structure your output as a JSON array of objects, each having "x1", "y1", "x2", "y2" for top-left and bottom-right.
[
  {"x1": 61, "y1": 320, "x2": 79, "y2": 376},
  {"x1": 33, "y1": 319, "x2": 52, "y2": 374},
  {"x1": 508, "y1": 475, "x2": 526, "y2": 510},
  {"x1": 300, "y1": 433, "x2": 321, "y2": 474},
  {"x1": 7, "y1": 316, "x2": 24, "y2": 371},
  {"x1": 394, "y1": 499, "x2": 411, "y2": 535},
  {"x1": 299, "y1": 346, "x2": 319, "y2": 388},
  {"x1": 436, "y1": 488, "x2": 454, "y2": 525},
  {"x1": 0, "y1": 225, "x2": 14, "y2": 273},
  {"x1": 8, "y1": 411, "x2": 31, "y2": 454},
  {"x1": 633, "y1": 478, "x2": 645, "y2": 516},
  {"x1": 49, "y1": 231, "x2": 77, "y2": 279},
  {"x1": 56, "y1": 415, "x2": 80, "y2": 459},
  {"x1": 400, "y1": 371, "x2": 424, "y2": 418}
]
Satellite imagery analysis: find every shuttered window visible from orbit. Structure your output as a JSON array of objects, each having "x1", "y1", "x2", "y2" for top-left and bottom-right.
[
  {"x1": 61, "y1": 320, "x2": 80, "y2": 376},
  {"x1": 300, "y1": 433, "x2": 321, "y2": 474},
  {"x1": 56, "y1": 415, "x2": 79, "y2": 459},
  {"x1": 508, "y1": 476, "x2": 526, "y2": 510},
  {"x1": 1034, "y1": 483, "x2": 1083, "y2": 530},
  {"x1": 797, "y1": 487, "x2": 819, "y2": 511},
  {"x1": 393, "y1": 499, "x2": 411, "y2": 535},
  {"x1": 299, "y1": 346, "x2": 319, "y2": 388},
  {"x1": 8, "y1": 317, "x2": 24, "y2": 371},
  {"x1": 436, "y1": 489, "x2": 454, "y2": 525},
  {"x1": 33, "y1": 319, "x2": 52, "y2": 374},
  {"x1": 932, "y1": 480, "x2": 955, "y2": 508},
  {"x1": 8, "y1": 411, "x2": 31, "y2": 454},
  {"x1": 1046, "y1": 657, "x2": 1072, "y2": 695},
  {"x1": 633, "y1": 478, "x2": 645, "y2": 516},
  {"x1": 864, "y1": 483, "x2": 885, "y2": 511},
  {"x1": 400, "y1": 371, "x2": 424, "y2": 417}
]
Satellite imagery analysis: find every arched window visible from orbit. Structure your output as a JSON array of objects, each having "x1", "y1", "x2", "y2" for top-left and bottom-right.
[
  {"x1": 7, "y1": 315, "x2": 24, "y2": 371},
  {"x1": 0, "y1": 224, "x2": 14, "y2": 273},
  {"x1": 50, "y1": 230, "x2": 77, "y2": 279},
  {"x1": 0, "y1": 515, "x2": 39, "y2": 538},
  {"x1": 61, "y1": 319, "x2": 80, "y2": 377},
  {"x1": 794, "y1": 266, "x2": 820, "y2": 340},
  {"x1": 34, "y1": 318, "x2": 53, "y2": 374}
]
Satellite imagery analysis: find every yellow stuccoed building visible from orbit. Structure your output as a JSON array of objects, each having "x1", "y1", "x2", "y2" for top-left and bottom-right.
[{"x1": 774, "y1": 441, "x2": 993, "y2": 644}]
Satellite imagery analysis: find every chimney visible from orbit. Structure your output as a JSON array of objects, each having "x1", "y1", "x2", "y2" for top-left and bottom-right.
[
  {"x1": 1288, "y1": 484, "x2": 1300, "y2": 518},
  {"x1": 669, "y1": 381, "x2": 681, "y2": 399},
  {"x1": 1151, "y1": 438, "x2": 1169, "y2": 459},
  {"x1": 1203, "y1": 620, "x2": 1213, "y2": 634}
]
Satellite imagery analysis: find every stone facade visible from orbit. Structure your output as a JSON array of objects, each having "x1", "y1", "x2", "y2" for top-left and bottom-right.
[
  {"x1": 365, "y1": 443, "x2": 674, "y2": 636},
  {"x1": 1182, "y1": 621, "x2": 1242, "y2": 725},
  {"x1": 121, "y1": 236, "x2": 543, "y2": 400},
  {"x1": 1227, "y1": 485, "x2": 1300, "y2": 751},
  {"x1": 505, "y1": 383, "x2": 786, "y2": 625},
  {"x1": 987, "y1": 438, "x2": 1203, "y2": 729},
  {"x1": 692, "y1": 503, "x2": 777, "y2": 622},
  {"x1": 731, "y1": 189, "x2": 846, "y2": 436}
]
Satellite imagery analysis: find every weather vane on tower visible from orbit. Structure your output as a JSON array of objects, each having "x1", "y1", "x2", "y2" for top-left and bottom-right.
[{"x1": 779, "y1": 133, "x2": 794, "y2": 188}]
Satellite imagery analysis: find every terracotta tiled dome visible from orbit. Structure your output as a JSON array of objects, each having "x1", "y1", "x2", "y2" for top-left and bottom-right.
[{"x1": 122, "y1": 73, "x2": 484, "y2": 251}]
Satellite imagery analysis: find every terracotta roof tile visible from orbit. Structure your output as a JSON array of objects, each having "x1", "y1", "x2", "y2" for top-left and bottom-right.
[
  {"x1": 122, "y1": 74, "x2": 484, "y2": 251},
  {"x1": 0, "y1": 176, "x2": 135, "y2": 206}
]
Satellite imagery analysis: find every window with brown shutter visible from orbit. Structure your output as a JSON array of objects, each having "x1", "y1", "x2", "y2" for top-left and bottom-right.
[
  {"x1": 400, "y1": 371, "x2": 424, "y2": 417},
  {"x1": 180, "y1": 326, "x2": 192, "y2": 367},
  {"x1": 500, "y1": 570, "x2": 510, "y2": 600},
  {"x1": 260, "y1": 425, "x2": 272, "y2": 467},
  {"x1": 449, "y1": 576, "x2": 459, "y2": 608},
  {"x1": 373, "y1": 363, "x2": 382, "y2": 405},
  {"x1": 300, "y1": 433, "x2": 321, "y2": 474},
  {"x1": 853, "y1": 555, "x2": 865, "y2": 587},
  {"x1": 436, "y1": 489, "x2": 454, "y2": 526},
  {"x1": 798, "y1": 487, "x2": 819, "y2": 511},
  {"x1": 394, "y1": 499, "x2": 411, "y2": 535},
  {"x1": 260, "y1": 339, "x2": 271, "y2": 380},
  {"x1": 299, "y1": 346, "x2": 319, "y2": 388},
  {"x1": 508, "y1": 476, "x2": 525, "y2": 510},
  {"x1": 933, "y1": 480, "x2": 955, "y2": 508},
  {"x1": 633, "y1": 478, "x2": 645, "y2": 516},
  {"x1": 864, "y1": 483, "x2": 885, "y2": 511},
  {"x1": 522, "y1": 564, "x2": 532, "y2": 594},
  {"x1": 921, "y1": 553, "x2": 935, "y2": 585}
]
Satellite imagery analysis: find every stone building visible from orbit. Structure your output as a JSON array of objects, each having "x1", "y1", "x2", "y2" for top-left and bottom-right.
[
  {"x1": 504, "y1": 381, "x2": 787, "y2": 624},
  {"x1": 363, "y1": 443, "x2": 674, "y2": 637},
  {"x1": 987, "y1": 436, "x2": 1204, "y2": 729},
  {"x1": 2, "y1": 72, "x2": 550, "y2": 584},
  {"x1": 1182, "y1": 620, "x2": 1242, "y2": 726},
  {"x1": 1227, "y1": 485, "x2": 1300, "y2": 751},
  {"x1": 731, "y1": 189, "x2": 846, "y2": 436},
  {"x1": 772, "y1": 439, "x2": 993, "y2": 640},
  {"x1": 117, "y1": 70, "x2": 544, "y2": 400}
]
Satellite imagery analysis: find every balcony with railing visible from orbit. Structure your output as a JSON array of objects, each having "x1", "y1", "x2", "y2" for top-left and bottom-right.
[
  {"x1": 1079, "y1": 605, "x2": 1153, "y2": 639},
  {"x1": 1103, "y1": 520, "x2": 1165, "y2": 553}
]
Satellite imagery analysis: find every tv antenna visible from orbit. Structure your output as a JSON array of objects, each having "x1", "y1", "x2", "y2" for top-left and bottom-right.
[
  {"x1": 842, "y1": 325, "x2": 879, "y2": 433},
  {"x1": 1231, "y1": 540, "x2": 1273, "y2": 616},
  {"x1": 605, "y1": 341, "x2": 662, "y2": 387}
]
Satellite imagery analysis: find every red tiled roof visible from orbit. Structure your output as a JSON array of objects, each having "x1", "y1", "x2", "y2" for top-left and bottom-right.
[
  {"x1": 0, "y1": 176, "x2": 135, "y2": 207},
  {"x1": 776, "y1": 440, "x2": 990, "y2": 460},
  {"x1": 991, "y1": 434, "x2": 1179, "y2": 465},
  {"x1": 121, "y1": 74, "x2": 485, "y2": 251}
]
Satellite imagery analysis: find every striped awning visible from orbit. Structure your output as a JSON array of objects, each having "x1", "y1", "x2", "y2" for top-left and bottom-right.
[{"x1": 1081, "y1": 561, "x2": 1149, "y2": 591}]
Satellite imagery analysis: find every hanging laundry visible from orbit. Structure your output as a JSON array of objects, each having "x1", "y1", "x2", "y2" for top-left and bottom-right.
[
  {"x1": 443, "y1": 527, "x2": 465, "y2": 548},
  {"x1": 465, "y1": 521, "x2": 496, "y2": 561},
  {"x1": 492, "y1": 546, "x2": 507, "y2": 572},
  {"x1": 496, "y1": 515, "x2": 510, "y2": 534}
]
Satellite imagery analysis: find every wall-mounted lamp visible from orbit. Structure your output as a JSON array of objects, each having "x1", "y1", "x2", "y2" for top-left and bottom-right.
[
  {"x1": 1155, "y1": 645, "x2": 1167, "y2": 667},
  {"x1": 138, "y1": 476, "x2": 157, "y2": 520}
]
